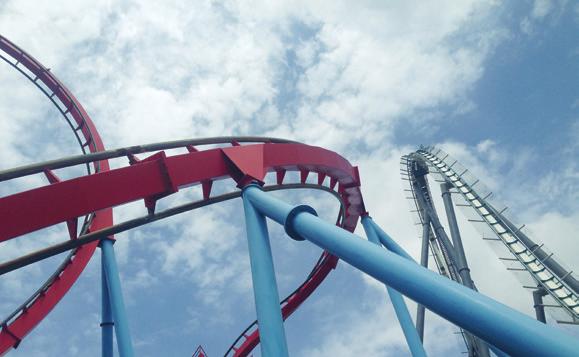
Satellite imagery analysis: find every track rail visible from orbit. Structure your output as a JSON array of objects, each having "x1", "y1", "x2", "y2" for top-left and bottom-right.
[
  {"x1": 400, "y1": 155, "x2": 472, "y2": 353},
  {"x1": 0, "y1": 139, "x2": 365, "y2": 354},
  {"x1": 406, "y1": 146, "x2": 579, "y2": 324},
  {"x1": 0, "y1": 34, "x2": 113, "y2": 353},
  {"x1": 0, "y1": 33, "x2": 366, "y2": 356}
]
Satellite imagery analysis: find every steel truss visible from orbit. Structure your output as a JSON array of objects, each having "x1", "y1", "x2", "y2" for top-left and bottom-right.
[{"x1": 401, "y1": 146, "x2": 578, "y2": 356}]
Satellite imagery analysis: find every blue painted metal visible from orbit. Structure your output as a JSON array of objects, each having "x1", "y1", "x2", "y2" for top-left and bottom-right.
[
  {"x1": 243, "y1": 186, "x2": 579, "y2": 356},
  {"x1": 489, "y1": 344, "x2": 510, "y2": 357},
  {"x1": 368, "y1": 213, "x2": 505, "y2": 356},
  {"x1": 100, "y1": 248, "x2": 114, "y2": 357},
  {"x1": 242, "y1": 186, "x2": 289, "y2": 357},
  {"x1": 363, "y1": 217, "x2": 414, "y2": 262},
  {"x1": 361, "y1": 216, "x2": 427, "y2": 357},
  {"x1": 101, "y1": 239, "x2": 134, "y2": 357}
]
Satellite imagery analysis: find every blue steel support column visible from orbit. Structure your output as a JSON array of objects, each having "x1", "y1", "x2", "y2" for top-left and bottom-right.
[
  {"x1": 242, "y1": 186, "x2": 289, "y2": 357},
  {"x1": 243, "y1": 186, "x2": 579, "y2": 356},
  {"x1": 101, "y1": 239, "x2": 134, "y2": 357},
  {"x1": 100, "y1": 249, "x2": 114, "y2": 357},
  {"x1": 361, "y1": 216, "x2": 426, "y2": 357},
  {"x1": 364, "y1": 218, "x2": 414, "y2": 262}
]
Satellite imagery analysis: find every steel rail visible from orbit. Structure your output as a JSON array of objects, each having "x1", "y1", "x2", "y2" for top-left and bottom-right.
[
  {"x1": 0, "y1": 140, "x2": 364, "y2": 354},
  {"x1": 0, "y1": 52, "x2": 92, "y2": 174},
  {"x1": 0, "y1": 184, "x2": 343, "y2": 276},
  {"x1": 0, "y1": 137, "x2": 297, "y2": 316},
  {"x1": 0, "y1": 34, "x2": 310, "y2": 354},
  {"x1": 0, "y1": 34, "x2": 362, "y2": 356},
  {"x1": 0, "y1": 34, "x2": 101, "y2": 173},
  {"x1": 404, "y1": 158, "x2": 480, "y2": 355},
  {"x1": 0, "y1": 136, "x2": 296, "y2": 183},
  {"x1": 0, "y1": 137, "x2": 294, "y2": 349},
  {"x1": 0, "y1": 34, "x2": 113, "y2": 353},
  {"x1": 410, "y1": 147, "x2": 579, "y2": 322}
]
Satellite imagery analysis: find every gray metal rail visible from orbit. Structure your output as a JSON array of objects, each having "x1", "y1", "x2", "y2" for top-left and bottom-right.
[{"x1": 412, "y1": 146, "x2": 578, "y2": 324}]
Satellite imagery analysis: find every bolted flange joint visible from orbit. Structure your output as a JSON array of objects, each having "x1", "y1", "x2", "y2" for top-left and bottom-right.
[{"x1": 284, "y1": 205, "x2": 318, "y2": 241}]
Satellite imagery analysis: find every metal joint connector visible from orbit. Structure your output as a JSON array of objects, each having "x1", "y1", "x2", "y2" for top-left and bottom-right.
[{"x1": 284, "y1": 205, "x2": 318, "y2": 241}]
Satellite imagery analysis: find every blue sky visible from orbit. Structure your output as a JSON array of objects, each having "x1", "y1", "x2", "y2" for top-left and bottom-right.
[{"x1": 0, "y1": 1, "x2": 578, "y2": 356}]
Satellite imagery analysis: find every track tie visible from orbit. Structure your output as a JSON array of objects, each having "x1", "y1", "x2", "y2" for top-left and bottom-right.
[{"x1": 1, "y1": 323, "x2": 21, "y2": 348}]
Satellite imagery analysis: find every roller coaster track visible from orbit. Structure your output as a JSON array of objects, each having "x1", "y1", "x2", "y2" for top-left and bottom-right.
[
  {"x1": 0, "y1": 34, "x2": 365, "y2": 355},
  {"x1": 0, "y1": 137, "x2": 365, "y2": 355},
  {"x1": 0, "y1": 33, "x2": 112, "y2": 353},
  {"x1": 402, "y1": 146, "x2": 579, "y2": 325},
  {"x1": 2, "y1": 33, "x2": 578, "y2": 356}
]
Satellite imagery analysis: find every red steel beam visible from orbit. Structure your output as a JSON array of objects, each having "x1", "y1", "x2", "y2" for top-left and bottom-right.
[{"x1": 0, "y1": 34, "x2": 113, "y2": 354}]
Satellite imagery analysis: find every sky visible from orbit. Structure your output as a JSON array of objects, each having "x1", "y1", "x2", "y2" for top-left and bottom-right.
[{"x1": 0, "y1": 0, "x2": 578, "y2": 356}]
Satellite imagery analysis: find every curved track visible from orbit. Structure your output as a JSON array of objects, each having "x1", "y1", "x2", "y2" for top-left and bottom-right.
[
  {"x1": 0, "y1": 139, "x2": 365, "y2": 355},
  {"x1": 0, "y1": 34, "x2": 366, "y2": 355},
  {"x1": 1, "y1": 33, "x2": 577, "y2": 356},
  {"x1": 0, "y1": 34, "x2": 113, "y2": 352},
  {"x1": 403, "y1": 146, "x2": 579, "y2": 324}
]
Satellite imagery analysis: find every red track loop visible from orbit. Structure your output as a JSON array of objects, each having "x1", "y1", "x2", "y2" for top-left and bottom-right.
[
  {"x1": 0, "y1": 34, "x2": 113, "y2": 354},
  {"x1": 0, "y1": 34, "x2": 366, "y2": 356},
  {"x1": 1, "y1": 142, "x2": 365, "y2": 355}
]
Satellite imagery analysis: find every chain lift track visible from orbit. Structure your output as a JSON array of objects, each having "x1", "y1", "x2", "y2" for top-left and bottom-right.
[{"x1": 402, "y1": 146, "x2": 579, "y2": 326}]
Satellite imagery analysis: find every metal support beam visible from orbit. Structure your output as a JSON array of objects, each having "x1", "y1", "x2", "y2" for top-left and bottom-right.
[
  {"x1": 415, "y1": 182, "x2": 489, "y2": 357},
  {"x1": 101, "y1": 239, "x2": 134, "y2": 357},
  {"x1": 440, "y1": 182, "x2": 471, "y2": 284},
  {"x1": 366, "y1": 219, "x2": 414, "y2": 262},
  {"x1": 242, "y1": 186, "x2": 579, "y2": 356},
  {"x1": 533, "y1": 288, "x2": 547, "y2": 323},
  {"x1": 101, "y1": 253, "x2": 114, "y2": 357},
  {"x1": 361, "y1": 216, "x2": 426, "y2": 357},
  {"x1": 241, "y1": 187, "x2": 289, "y2": 357},
  {"x1": 416, "y1": 217, "x2": 431, "y2": 342},
  {"x1": 493, "y1": 208, "x2": 579, "y2": 294},
  {"x1": 441, "y1": 183, "x2": 506, "y2": 357},
  {"x1": 411, "y1": 184, "x2": 461, "y2": 279}
]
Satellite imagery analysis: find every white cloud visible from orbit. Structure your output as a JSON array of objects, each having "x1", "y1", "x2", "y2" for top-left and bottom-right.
[
  {"x1": 520, "y1": 0, "x2": 568, "y2": 34},
  {"x1": 2, "y1": 1, "x2": 578, "y2": 355},
  {"x1": 532, "y1": 0, "x2": 555, "y2": 19}
]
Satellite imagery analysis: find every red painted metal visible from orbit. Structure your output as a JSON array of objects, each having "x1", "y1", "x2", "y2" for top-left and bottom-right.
[
  {"x1": 0, "y1": 34, "x2": 113, "y2": 354},
  {"x1": 0, "y1": 34, "x2": 366, "y2": 356},
  {"x1": 276, "y1": 169, "x2": 286, "y2": 185},
  {"x1": 192, "y1": 345, "x2": 208, "y2": 357},
  {"x1": 232, "y1": 254, "x2": 339, "y2": 357},
  {"x1": 1, "y1": 141, "x2": 365, "y2": 355},
  {"x1": 317, "y1": 172, "x2": 327, "y2": 186},
  {"x1": 202, "y1": 180, "x2": 213, "y2": 200},
  {"x1": 42, "y1": 170, "x2": 78, "y2": 239},
  {"x1": 222, "y1": 144, "x2": 266, "y2": 186},
  {"x1": 1, "y1": 144, "x2": 363, "y2": 242}
]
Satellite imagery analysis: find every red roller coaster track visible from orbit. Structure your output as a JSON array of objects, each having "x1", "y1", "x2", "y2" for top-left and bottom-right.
[{"x1": 0, "y1": 35, "x2": 365, "y2": 355}]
